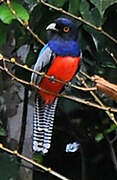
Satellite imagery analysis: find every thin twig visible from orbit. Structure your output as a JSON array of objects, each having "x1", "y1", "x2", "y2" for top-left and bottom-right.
[
  {"x1": 0, "y1": 144, "x2": 71, "y2": 180},
  {"x1": 104, "y1": 134, "x2": 117, "y2": 173},
  {"x1": 39, "y1": 0, "x2": 117, "y2": 44},
  {"x1": 0, "y1": 55, "x2": 97, "y2": 92},
  {"x1": 1, "y1": 55, "x2": 117, "y2": 114},
  {"x1": 105, "y1": 49, "x2": 117, "y2": 64},
  {"x1": 111, "y1": 131, "x2": 117, "y2": 144},
  {"x1": 4, "y1": 0, "x2": 45, "y2": 46},
  {"x1": 4, "y1": 0, "x2": 117, "y2": 45},
  {"x1": 77, "y1": 73, "x2": 117, "y2": 126},
  {"x1": 2, "y1": 58, "x2": 117, "y2": 113}
]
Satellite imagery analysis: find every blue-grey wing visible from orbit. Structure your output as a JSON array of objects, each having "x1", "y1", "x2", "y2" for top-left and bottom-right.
[{"x1": 31, "y1": 44, "x2": 55, "y2": 84}]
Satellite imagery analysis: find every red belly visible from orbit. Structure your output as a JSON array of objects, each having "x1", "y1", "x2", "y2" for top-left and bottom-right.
[{"x1": 38, "y1": 56, "x2": 80, "y2": 104}]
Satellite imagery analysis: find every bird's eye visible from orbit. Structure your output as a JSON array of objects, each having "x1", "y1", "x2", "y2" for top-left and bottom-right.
[{"x1": 63, "y1": 26, "x2": 70, "y2": 32}]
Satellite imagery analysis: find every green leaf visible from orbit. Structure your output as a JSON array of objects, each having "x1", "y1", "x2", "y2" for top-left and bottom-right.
[
  {"x1": 95, "y1": 133, "x2": 104, "y2": 142},
  {"x1": 105, "y1": 124, "x2": 117, "y2": 133},
  {"x1": 48, "y1": 0, "x2": 66, "y2": 7},
  {"x1": 11, "y1": 2, "x2": 29, "y2": 21},
  {"x1": 0, "y1": 128, "x2": 7, "y2": 136},
  {"x1": 80, "y1": 0, "x2": 102, "y2": 26},
  {"x1": 90, "y1": 0, "x2": 117, "y2": 17},
  {"x1": 0, "y1": 5, "x2": 14, "y2": 24},
  {"x1": 0, "y1": 2, "x2": 29, "y2": 24},
  {"x1": 33, "y1": 152, "x2": 43, "y2": 164},
  {"x1": 102, "y1": 64, "x2": 117, "y2": 69},
  {"x1": 68, "y1": 0, "x2": 81, "y2": 15}
]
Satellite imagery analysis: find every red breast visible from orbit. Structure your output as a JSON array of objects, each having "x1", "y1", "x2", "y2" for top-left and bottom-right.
[{"x1": 38, "y1": 56, "x2": 80, "y2": 104}]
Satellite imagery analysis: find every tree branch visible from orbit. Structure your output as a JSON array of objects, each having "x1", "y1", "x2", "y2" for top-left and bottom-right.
[
  {"x1": 39, "y1": 0, "x2": 117, "y2": 44},
  {"x1": 104, "y1": 133, "x2": 117, "y2": 174},
  {"x1": 1, "y1": 55, "x2": 117, "y2": 118},
  {"x1": 0, "y1": 144, "x2": 71, "y2": 180},
  {"x1": 4, "y1": 0, "x2": 45, "y2": 46},
  {"x1": 92, "y1": 75, "x2": 117, "y2": 102}
]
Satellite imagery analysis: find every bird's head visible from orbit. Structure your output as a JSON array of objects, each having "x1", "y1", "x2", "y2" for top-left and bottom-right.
[{"x1": 46, "y1": 18, "x2": 78, "y2": 41}]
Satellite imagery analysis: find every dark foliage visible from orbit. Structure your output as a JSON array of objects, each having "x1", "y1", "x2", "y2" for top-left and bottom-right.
[{"x1": 0, "y1": 0, "x2": 117, "y2": 179}]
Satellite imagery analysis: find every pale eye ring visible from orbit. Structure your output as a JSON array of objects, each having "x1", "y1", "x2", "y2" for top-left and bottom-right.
[{"x1": 63, "y1": 26, "x2": 70, "y2": 32}]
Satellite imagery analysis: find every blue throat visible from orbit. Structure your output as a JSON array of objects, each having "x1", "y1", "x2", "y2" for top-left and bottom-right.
[{"x1": 48, "y1": 39, "x2": 80, "y2": 57}]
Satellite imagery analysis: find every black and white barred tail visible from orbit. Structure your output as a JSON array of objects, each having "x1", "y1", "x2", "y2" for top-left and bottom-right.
[{"x1": 33, "y1": 97, "x2": 58, "y2": 154}]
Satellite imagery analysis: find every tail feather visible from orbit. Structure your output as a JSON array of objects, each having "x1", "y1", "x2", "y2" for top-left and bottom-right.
[{"x1": 33, "y1": 97, "x2": 58, "y2": 154}]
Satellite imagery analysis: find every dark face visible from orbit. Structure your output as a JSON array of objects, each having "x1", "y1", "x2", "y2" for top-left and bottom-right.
[{"x1": 46, "y1": 18, "x2": 78, "y2": 41}]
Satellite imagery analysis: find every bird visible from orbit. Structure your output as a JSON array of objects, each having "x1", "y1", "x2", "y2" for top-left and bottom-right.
[{"x1": 31, "y1": 18, "x2": 81, "y2": 154}]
